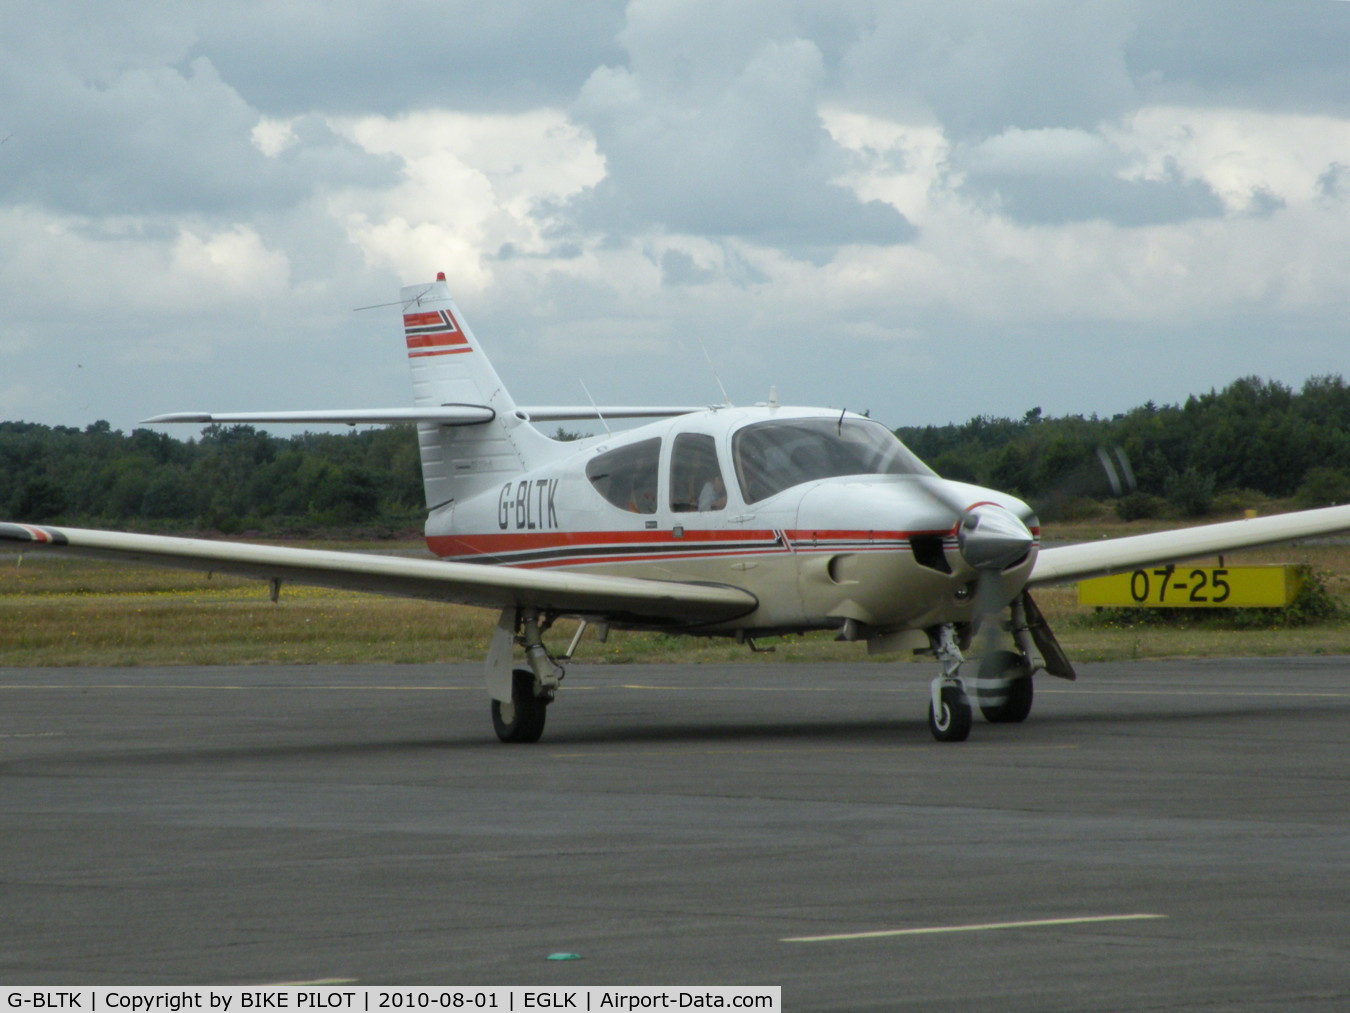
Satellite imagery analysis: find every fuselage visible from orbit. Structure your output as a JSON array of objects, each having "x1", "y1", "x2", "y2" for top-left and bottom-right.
[{"x1": 424, "y1": 406, "x2": 1040, "y2": 636}]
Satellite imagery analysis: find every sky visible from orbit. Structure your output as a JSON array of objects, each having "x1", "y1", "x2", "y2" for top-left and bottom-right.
[{"x1": 1, "y1": 0, "x2": 1347, "y2": 436}]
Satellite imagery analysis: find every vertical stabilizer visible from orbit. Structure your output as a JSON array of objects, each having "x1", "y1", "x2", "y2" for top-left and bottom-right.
[{"x1": 402, "y1": 274, "x2": 561, "y2": 513}]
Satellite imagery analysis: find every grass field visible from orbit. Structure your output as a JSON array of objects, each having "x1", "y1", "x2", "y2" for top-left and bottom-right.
[{"x1": 2, "y1": 524, "x2": 1348, "y2": 667}]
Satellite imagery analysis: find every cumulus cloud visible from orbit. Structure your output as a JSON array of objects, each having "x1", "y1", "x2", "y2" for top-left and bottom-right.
[
  {"x1": 1, "y1": 0, "x2": 1348, "y2": 431},
  {"x1": 327, "y1": 108, "x2": 606, "y2": 292},
  {"x1": 569, "y1": 4, "x2": 915, "y2": 249}
]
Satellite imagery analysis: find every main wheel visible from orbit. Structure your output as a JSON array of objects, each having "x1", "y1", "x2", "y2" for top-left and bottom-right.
[
  {"x1": 976, "y1": 650, "x2": 1035, "y2": 723},
  {"x1": 928, "y1": 684, "x2": 972, "y2": 742},
  {"x1": 491, "y1": 669, "x2": 549, "y2": 743}
]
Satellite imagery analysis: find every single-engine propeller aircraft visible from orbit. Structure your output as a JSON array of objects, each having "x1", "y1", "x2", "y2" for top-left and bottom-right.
[{"x1": 5, "y1": 273, "x2": 1350, "y2": 742}]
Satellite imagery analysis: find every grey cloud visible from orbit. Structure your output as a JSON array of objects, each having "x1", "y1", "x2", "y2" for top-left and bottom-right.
[
  {"x1": 954, "y1": 127, "x2": 1224, "y2": 226},
  {"x1": 835, "y1": 0, "x2": 1349, "y2": 140},
  {"x1": 0, "y1": 54, "x2": 396, "y2": 218},
  {"x1": 660, "y1": 249, "x2": 717, "y2": 286},
  {"x1": 568, "y1": 27, "x2": 916, "y2": 249},
  {"x1": 1317, "y1": 164, "x2": 1350, "y2": 200},
  {"x1": 959, "y1": 170, "x2": 1225, "y2": 227},
  {"x1": 1128, "y1": 0, "x2": 1350, "y2": 116},
  {"x1": 838, "y1": 1, "x2": 1140, "y2": 138},
  {"x1": 192, "y1": 1, "x2": 629, "y2": 116}
]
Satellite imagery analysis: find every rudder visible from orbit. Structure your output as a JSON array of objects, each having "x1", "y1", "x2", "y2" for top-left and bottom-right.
[{"x1": 402, "y1": 274, "x2": 562, "y2": 514}]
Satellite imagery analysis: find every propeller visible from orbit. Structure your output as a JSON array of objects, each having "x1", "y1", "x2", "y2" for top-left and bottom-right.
[
  {"x1": 915, "y1": 479, "x2": 1040, "y2": 731},
  {"x1": 914, "y1": 470, "x2": 1082, "y2": 740},
  {"x1": 958, "y1": 503, "x2": 1033, "y2": 660},
  {"x1": 957, "y1": 503, "x2": 1036, "y2": 572}
]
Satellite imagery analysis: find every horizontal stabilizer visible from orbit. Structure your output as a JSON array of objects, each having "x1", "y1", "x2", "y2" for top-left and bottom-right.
[
  {"x1": 142, "y1": 406, "x2": 704, "y2": 427},
  {"x1": 142, "y1": 407, "x2": 495, "y2": 426},
  {"x1": 517, "y1": 406, "x2": 705, "y2": 422}
]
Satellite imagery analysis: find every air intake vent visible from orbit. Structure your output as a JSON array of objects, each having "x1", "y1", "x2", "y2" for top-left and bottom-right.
[{"x1": 910, "y1": 534, "x2": 951, "y2": 573}]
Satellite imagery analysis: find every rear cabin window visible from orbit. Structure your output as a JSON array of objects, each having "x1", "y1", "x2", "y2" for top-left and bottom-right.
[
  {"x1": 585, "y1": 438, "x2": 661, "y2": 514},
  {"x1": 669, "y1": 433, "x2": 727, "y2": 513},
  {"x1": 732, "y1": 418, "x2": 934, "y2": 504}
]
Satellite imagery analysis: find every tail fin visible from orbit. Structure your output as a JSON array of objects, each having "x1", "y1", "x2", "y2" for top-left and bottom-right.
[{"x1": 403, "y1": 274, "x2": 562, "y2": 512}]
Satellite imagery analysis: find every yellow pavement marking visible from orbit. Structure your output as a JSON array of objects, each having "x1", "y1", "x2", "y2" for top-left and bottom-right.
[{"x1": 782, "y1": 913, "x2": 1168, "y2": 943}]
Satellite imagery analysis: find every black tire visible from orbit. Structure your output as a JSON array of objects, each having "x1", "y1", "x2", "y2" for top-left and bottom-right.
[
  {"x1": 977, "y1": 650, "x2": 1035, "y2": 723},
  {"x1": 928, "y1": 684, "x2": 972, "y2": 742},
  {"x1": 491, "y1": 669, "x2": 548, "y2": 743}
]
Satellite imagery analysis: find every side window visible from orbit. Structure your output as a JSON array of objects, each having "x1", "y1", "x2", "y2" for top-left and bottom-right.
[
  {"x1": 669, "y1": 433, "x2": 727, "y2": 513},
  {"x1": 585, "y1": 438, "x2": 661, "y2": 514}
]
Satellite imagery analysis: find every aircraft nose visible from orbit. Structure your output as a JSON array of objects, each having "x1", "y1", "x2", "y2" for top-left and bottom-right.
[{"x1": 957, "y1": 504, "x2": 1035, "y2": 571}]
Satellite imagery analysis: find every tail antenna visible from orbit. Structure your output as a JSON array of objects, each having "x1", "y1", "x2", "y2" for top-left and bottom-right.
[
  {"x1": 353, "y1": 284, "x2": 435, "y2": 313},
  {"x1": 696, "y1": 335, "x2": 733, "y2": 407},
  {"x1": 579, "y1": 380, "x2": 612, "y2": 436}
]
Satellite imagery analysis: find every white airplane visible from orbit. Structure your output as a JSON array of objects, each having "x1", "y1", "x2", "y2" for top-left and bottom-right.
[{"x1": 5, "y1": 272, "x2": 1350, "y2": 743}]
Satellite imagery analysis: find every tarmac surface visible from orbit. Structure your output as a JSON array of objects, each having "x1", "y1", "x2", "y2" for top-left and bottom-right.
[{"x1": 1, "y1": 657, "x2": 1347, "y2": 1010}]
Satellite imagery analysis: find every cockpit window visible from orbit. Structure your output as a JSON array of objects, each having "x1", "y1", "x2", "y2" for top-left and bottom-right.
[
  {"x1": 732, "y1": 417, "x2": 934, "y2": 504},
  {"x1": 585, "y1": 437, "x2": 661, "y2": 514},
  {"x1": 670, "y1": 433, "x2": 727, "y2": 513}
]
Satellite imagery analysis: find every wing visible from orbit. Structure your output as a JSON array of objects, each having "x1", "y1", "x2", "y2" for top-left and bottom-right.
[
  {"x1": 0, "y1": 523, "x2": 757, "y2": 626},
  {"x1": 1029, "y1": 504, "x2": 1350, "y2": 586}
]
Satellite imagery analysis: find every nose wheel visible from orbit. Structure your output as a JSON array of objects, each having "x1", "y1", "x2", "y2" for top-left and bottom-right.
[
  {"x1": 928, "y1": 682, "x2": 972, "y2": 741},
  {"x1": 925, "y1": 624, "x2": 973, "y2": 741}
]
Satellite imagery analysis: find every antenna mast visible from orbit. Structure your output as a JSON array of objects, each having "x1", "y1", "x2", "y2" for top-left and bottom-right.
[{"x1": 696, "y1": 336, "x2": 733, "y2": 407}]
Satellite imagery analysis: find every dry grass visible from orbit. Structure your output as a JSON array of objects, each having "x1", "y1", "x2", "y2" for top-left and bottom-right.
[{"x1": 2, "y1": 530, "x2": 1347, "y2": 667}]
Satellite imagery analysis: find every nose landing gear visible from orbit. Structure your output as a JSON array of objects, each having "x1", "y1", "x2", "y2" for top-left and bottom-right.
[{"x1": 926, "y1": 624, "x2": 973, "y2": 742}]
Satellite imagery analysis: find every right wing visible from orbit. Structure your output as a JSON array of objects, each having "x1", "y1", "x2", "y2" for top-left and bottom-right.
[
  {"x1": 0, "y1": 523, "x2": 757, "y2": 627},
  {"x1": 1029, "y1": 504, "x2": 1350, "y2": 586}
]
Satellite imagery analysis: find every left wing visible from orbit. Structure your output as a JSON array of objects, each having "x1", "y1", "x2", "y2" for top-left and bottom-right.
[
  {"x1": 0, "y1": 523, "x2": 757, "y2": 626},
  {"x1": 1029, "y1": 504, "x2": 1350, "y2": 586}
]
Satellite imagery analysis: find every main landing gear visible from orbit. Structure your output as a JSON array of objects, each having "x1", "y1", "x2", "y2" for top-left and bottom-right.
[
  {"x1": 491, "y1": 669, "x2": 550, "y2": 743},
  {"x1": 486, "y1": 608, "x2": 573, "y2": 743}
]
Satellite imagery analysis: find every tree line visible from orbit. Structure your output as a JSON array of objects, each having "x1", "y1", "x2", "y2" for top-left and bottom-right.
[
  {"x1": 2, "y1": 374, "x2": 1348, "y2": 532},
  {"x1": 896, "y1": 374, "x2": 1350, "y2": 519},
  {"x1": 1, "y1": 421, "x2": 425, "y2": 533}
]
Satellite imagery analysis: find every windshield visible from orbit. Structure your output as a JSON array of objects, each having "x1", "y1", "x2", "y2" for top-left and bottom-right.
[{"x1": 732, "y1": 417, "x2": 933, "y2": 504}]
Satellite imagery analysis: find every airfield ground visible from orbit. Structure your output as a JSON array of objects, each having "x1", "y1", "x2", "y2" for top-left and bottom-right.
[{"x1": 1, "y1": 659, "x2": 1346, "y2": 1010}]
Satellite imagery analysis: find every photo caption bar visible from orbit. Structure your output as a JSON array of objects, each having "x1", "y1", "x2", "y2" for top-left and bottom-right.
[{"x1": 2, "y1": 988, "x2": 781, "y2": 1013}]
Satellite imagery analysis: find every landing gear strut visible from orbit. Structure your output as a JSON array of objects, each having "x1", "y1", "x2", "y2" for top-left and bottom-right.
[{"x1": 926, "y1": 624, "x2": 973, "y2": 742}]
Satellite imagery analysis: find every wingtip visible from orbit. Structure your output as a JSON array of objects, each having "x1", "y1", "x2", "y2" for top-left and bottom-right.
[
  {"x1": 0, "y1": 522, "x2": 68, "y2": 546},
  {"x1": 140, "y1": 413, "x2": 213, "y2": 424}
]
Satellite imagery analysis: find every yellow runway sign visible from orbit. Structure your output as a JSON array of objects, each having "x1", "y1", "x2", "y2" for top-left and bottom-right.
[{"x1": 1078, "y1": 565, "x2": 1303, "y2": 608}]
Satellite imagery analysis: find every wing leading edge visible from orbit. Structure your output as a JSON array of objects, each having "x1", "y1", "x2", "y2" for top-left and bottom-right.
[
  {"x1": 1029, "y1": 504, "x2": 1350, "y2": 586},
  {"x1": 0, "y1": 523, "x2": 758, "y2": 626}
]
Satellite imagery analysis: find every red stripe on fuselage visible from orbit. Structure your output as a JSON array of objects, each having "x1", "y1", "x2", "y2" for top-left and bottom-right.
[{"x1": 426, "y1": 528, "x2": 941, "y2": 569}]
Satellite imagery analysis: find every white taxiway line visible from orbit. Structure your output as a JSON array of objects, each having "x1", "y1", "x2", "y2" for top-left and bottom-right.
[{"x1": 782, "y1": 913, "x2": 1168, "y2": 943}]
